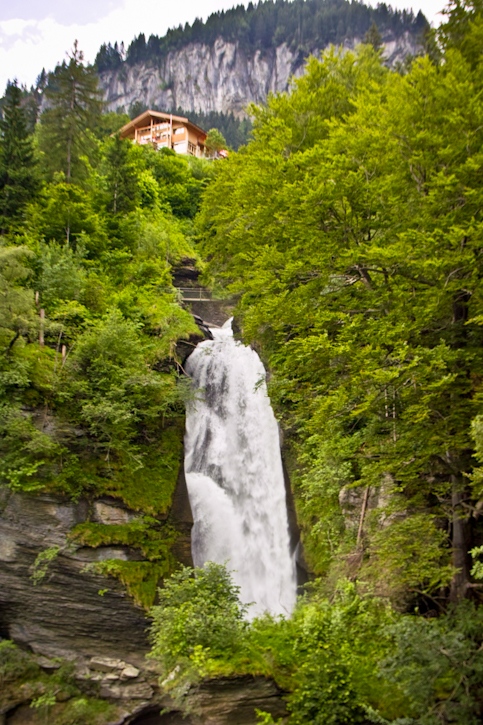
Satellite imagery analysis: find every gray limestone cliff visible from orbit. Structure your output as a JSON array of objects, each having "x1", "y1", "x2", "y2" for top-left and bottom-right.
[{"x1": 100, "y1": 34, "x2": 421, "y2": 117}]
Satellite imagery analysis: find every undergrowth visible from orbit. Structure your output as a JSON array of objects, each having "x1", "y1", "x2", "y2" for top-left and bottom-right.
[{"x1": 0, "y1": 640, "x2": 119, "y2": 724}]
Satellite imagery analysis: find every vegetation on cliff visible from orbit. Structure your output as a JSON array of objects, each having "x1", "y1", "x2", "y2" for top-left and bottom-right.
[
  {"x1": 0, "y1": 45, "x2": 210, "y2": 505},
  {"x1": 149, "y1": 563, "x2": 483, "y2": 724},
  {"x1": 96, "y1": 0, "x2": 427, "y2": 72},
  {"x1": 0, "y1": 640, "x2": 119, "y2": 724},
  {"x1": 0, "y1": 45, "x2": 212, "y2": 613}
]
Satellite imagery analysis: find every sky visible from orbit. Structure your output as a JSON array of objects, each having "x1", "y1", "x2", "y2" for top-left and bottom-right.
[{"x1": 0, "y1": 0, "x2": 447, "y2": 94}]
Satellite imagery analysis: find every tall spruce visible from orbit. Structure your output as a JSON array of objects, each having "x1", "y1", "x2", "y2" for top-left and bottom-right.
[
  {"x1": 39, "y1": 42, "x2": 103, "y2": 182},
  {"x1": 104, "y1": 134, "x2": 139, "y2": 214},
  {"x1": 0, "y1": 81, "x2": 38, "y2": 234}
]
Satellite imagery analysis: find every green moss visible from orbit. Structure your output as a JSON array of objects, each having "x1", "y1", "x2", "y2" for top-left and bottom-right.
[
  {"x1": 0, "y1": 640, "x2": 41, "y2": 699},
  {"x1": 87, "y1": 560, "x2": 174, "y2": 609},
  {"x1": 50, "y1": 696, "x2": 118, "y2": 725},
  {"x1": 71, "y1": 517, "x2": 178, "y2": 562},
  {"x1": 72, "y1": 516, "x2": 179, "y2": 608},
  {"x1": 24, "y1": 418, "x2": 185, "y2": 514},
  {"x1": 101, "y1": 423, "x2": 184, "y2": 514}
]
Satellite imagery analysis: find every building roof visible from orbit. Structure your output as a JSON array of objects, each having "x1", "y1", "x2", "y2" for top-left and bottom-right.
[{"x1": 119, "y1": 110, "x2": 207, "y2": 140}]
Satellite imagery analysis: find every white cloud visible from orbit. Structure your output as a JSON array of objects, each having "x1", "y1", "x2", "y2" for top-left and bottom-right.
[
  {"x1": 0, "y1": 0, "x2": 120, "y2": 24},
  {"x1": 0, "y1": 0, "x2": 446, "y2": 94},
  {"x1": 365, "y1": 0, "x2": 444, "y2": 25}
]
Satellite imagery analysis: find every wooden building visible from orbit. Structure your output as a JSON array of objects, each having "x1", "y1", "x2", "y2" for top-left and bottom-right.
[{"x1": 119, "y1": 110, "x2": 207, "y2": 157}]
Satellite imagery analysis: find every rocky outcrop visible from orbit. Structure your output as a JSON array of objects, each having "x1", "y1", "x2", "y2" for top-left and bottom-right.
[
  {"x1": 0, "y1": 488, "x2": 150, "y2": 664},
  {"x1": 2, "y1": 651, "x2": 287, "y2": 725},
  {"x1": 171, "y1": 258, "x2": 233, "y2": 335},
  {"x1": 0, "y1": 478, "x2": 193, "y2": 723},
  {"x1": 100, "y1": 40, "x2": 297, "y2": 116},
  {"x1": 0, "y1": 467, "x2": 194, "y2": 667},
  {"x1": 100, "y1": 33, "x2": 421, "y2": 117},
  {"x1": 127, "y1": 676, "x2": 288, "y2": 725},
  {"x1": 172, "y1": 676, "x2": 288, "y2": 724}
]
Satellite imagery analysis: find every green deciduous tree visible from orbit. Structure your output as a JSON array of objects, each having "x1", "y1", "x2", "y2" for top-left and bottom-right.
[
  {"x1": 205, "y1": 127, "x2": 228, "y2": 154},
  {"x1": 0, "y1": 243, "x2": 36, "y2": 351},
  {"x1": 149, "y1": 563, "x2": 247, "y2": 681},
  {"x1": 31, "y1": 178, "x2": 108, "y2": 254},
  {"x1": 197, "y1": 40, "x2": 483, "y2": 605}
]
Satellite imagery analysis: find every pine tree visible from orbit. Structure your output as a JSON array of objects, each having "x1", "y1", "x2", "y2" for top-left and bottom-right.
[
  {"x1": 104, "y1": 134, "x2": 139, "y2": 214},
  {"x1": 0, "y1": 80, "x2": 38, "y2": 234},
  {"x1": 364, "y1": 21, "x2": 383, "y2": 51},
  {"x1": 39, "y1": 41, "x2": 103, "y2": 182}
]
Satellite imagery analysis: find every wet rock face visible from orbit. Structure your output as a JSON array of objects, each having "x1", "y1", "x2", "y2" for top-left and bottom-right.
[{"x1": 0, "y1": 489, "x2": 150, "y2": 665}]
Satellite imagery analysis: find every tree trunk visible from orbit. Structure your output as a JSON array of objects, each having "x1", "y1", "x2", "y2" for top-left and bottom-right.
[
  {"x1": 356, "y1": 486, "x2": 370, "y2": 550},
  {"x1": 448, "y1": 289, "x2": 473, "y2": 603},
  {"x1": 449, "y1": 476, "x2": 470, "y2": 603}
]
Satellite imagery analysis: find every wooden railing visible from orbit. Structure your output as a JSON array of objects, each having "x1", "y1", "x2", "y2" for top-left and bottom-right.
[{"x1": 177, "y1": 288, "x2": 212, "y2": 301}]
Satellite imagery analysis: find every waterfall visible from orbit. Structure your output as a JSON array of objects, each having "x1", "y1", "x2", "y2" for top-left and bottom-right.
[{"x1": 184, "y1": 320, "x2": 297, "y2": 618}]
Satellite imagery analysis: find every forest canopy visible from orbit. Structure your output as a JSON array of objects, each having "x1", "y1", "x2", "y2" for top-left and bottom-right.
[
  {"x1": 95, "y1": 0, "x2": 428, "y2": 72},
  {"x1": 197, "y1": 0, "x2": 483, "y2": 608}
]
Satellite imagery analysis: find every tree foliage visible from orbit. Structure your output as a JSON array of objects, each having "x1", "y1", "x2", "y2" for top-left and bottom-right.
[
  {"x1": 0, "y1": 81, "x2": 39, "y2": 233},
  {"x1": 0, "y1": 43, "x2": 211, "y2": 508},
  {"x1": 148, "y1": 566, "x2": 483, "y2": 725},
  {"x1": 38, "y1": 42, "x2": 103, "y2": 182},
  {"x1": 197, "y1": 15, "x2": 483, "y2": 605},
  {"x1": 97, "y1": 0, "x2": 427, "y2": 72},
  {"x1": 205, "y1": 128, "x2": 228, "y2": 153},
  {"x1": 149, "y1": 563, "x2": 248, "y2": 680}
]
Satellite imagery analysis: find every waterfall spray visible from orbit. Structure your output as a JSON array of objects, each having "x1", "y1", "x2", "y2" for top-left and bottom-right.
[{"x1": 184, "y1": 320, "x2": 297, "y2": 617}]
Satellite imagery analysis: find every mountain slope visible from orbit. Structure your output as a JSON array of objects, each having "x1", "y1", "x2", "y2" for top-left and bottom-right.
[{"x1": 96, "y1": 0, "x2": 428, "y2": 118}]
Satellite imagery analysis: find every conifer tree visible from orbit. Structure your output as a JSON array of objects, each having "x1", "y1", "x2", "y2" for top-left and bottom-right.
[
  {"x1": 104, "y1": 134, "x2": 139, "y2": 214},
  {"x1": 364, "y1": 21, "x2": 383, "y2": 51},
  {"x1": 0, "y1": 80, "x2": 38, "y2": 234},
  {"x1": 39, "y1": 41, "x2": 103, "y2": 182}
]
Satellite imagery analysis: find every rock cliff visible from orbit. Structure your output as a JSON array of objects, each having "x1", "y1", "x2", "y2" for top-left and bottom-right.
[
  {"x1": 100, "y1": 34, "x2": 421, "y2": 117},
  {"x1": 0, "y1": 489, "x2": 152, "y2": 664},
  {"x1": 0, "y1": 375, "x2": 290, "y2": 724}
]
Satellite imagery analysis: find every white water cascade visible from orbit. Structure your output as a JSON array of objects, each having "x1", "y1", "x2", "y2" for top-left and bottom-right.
[{"x1": 184, "y1": 320, "x2": 297, "y2": 618}]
